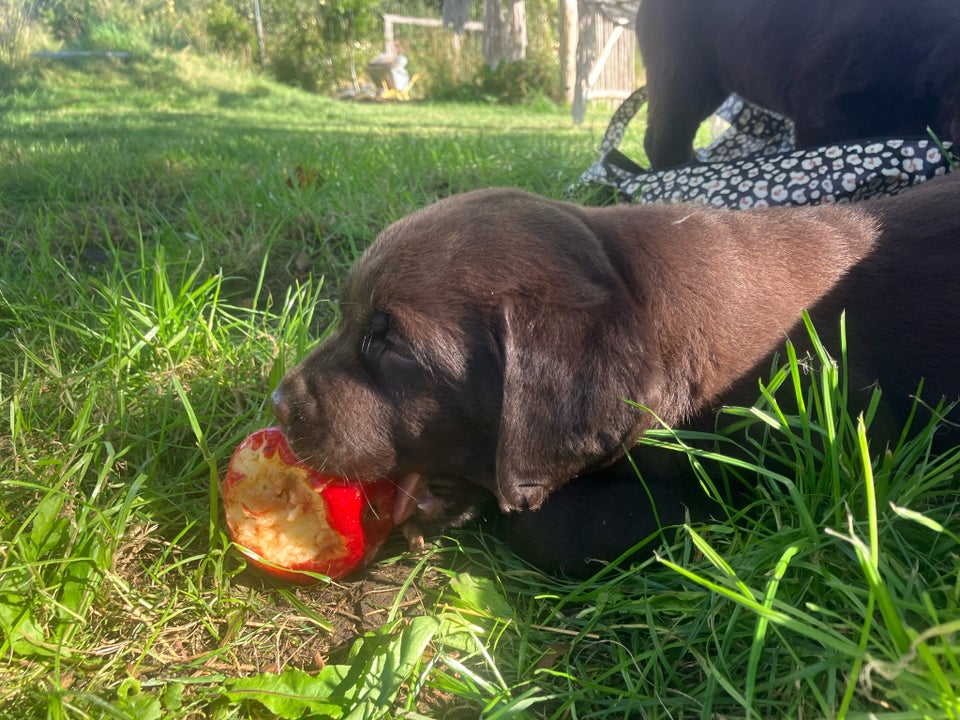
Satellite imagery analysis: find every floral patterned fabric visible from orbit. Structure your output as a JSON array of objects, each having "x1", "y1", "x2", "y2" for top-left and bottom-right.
[{"x1": 574, "y1": 87, "x2": 955, "y2": 207}]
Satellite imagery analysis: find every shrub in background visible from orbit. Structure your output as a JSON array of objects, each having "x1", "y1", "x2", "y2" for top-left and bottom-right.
[
  {"x1": 36, "y1": 0, "x2": 92, "y2": 45},
  {"x1": 205, "y1": 0, "x2": 254, "y2": 61},
  {"x1": 0, "y1": 1, "x2": 46, "y2": 69},
  {"x1": 33, "y1": 0, "x2": 191, "y2": 54},
  {"x1": 19, "y1": 0, "x2": 562, "y2": 104},
  {"x1": 382, "y1": 0, "x2": 559, "y2": 105},
  {"x1": 477, "y1": 0, "x2": 560, "y2": 104},
  {"x1": 472, "y1": 53, "x2": 559, "y2": 104},
  {"x1": 265, "y1": 0, "x2": 381, "y2": 92}
]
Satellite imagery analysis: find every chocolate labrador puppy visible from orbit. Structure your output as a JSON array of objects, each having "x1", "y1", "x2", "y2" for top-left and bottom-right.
[
  {"x1": 272, "y1": 175, "x2": 960, "y2": 576},
  {"x1": 637, "y1": 0, "x2": 960, "y2": 169}
]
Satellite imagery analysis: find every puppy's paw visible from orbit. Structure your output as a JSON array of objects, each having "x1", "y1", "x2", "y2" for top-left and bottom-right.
[{"x1": 402, "y1": 522, "x2": 428, "y2": 552}]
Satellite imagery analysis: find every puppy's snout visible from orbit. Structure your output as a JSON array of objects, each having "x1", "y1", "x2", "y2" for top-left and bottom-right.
[{"x1": 271, "y1": 388, "x2": 291, "y2": 426}]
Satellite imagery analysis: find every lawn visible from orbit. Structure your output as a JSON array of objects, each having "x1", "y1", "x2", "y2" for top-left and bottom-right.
[{"x1": 1, "y1": 52, "x2": 958, "y2": 719}]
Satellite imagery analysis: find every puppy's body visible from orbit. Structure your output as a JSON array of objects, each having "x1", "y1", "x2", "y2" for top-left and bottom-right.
[
  {"x1": 273, "y1": 175, "x2": 960, "y2": 575},
  {"x1": 637, "y1": 0, "x2": 960, "y2": 168}
]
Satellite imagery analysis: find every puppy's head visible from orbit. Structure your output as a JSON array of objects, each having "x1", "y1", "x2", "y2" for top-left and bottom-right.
[{"x1": 272, "y1": 189, "x2": 664, "y2": 536}]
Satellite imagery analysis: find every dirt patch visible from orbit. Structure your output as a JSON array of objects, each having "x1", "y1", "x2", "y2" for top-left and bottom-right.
[{"x1": 226, "y1": 532, "x2": 450, "y2": 670}]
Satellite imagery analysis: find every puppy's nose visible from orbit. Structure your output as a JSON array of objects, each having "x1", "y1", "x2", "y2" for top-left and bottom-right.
[{"x1": 271, "y1": 389, "x2": 291, "y2": 426}]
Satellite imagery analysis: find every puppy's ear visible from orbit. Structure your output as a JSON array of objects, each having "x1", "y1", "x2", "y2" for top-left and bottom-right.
[{"x1": 494, "y1": 298, "x2": 662, "y2": 512}]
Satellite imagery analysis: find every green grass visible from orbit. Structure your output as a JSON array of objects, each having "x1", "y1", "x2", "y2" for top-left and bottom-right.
[{"x1": 2, "y1": 52, "x2": 959, "y2": 719}]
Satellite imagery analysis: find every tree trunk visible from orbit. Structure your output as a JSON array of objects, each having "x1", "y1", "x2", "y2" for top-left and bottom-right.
[
  {"x1": 559, "y1": 0, "x2": 577, "y2": 104},
  {"x1": 252, "y1": 0, "x2": 266, "y2": 69},
  {"x1": 504, "y1": 0, "x2": 526, "y2": 62},
  {"x1": 483, "y1": 0, "x2": 526, "y2": 69}
]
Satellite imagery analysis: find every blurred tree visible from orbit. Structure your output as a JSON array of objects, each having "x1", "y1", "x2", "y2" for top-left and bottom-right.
[{"x1": 482, "y1": 0, "x2": 525, "y2": 68}]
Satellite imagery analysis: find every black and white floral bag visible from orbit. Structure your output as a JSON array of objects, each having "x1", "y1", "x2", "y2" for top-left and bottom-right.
[{"x1": 574, "y1": 86, "x2": 955, "y2": 208}]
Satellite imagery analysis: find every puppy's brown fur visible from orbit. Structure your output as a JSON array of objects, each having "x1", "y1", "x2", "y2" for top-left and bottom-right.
[
  {"x1": 273, "y1": 175, "x2": 960, "y2": 575},
  {"x1": 637, "y1": 0, "x2": 960, "y2": 168}
]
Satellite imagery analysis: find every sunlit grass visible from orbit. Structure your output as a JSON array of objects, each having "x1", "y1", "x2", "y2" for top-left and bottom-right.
[{"x1": 1, "y1": 51, "x2": 957, "y2": 719}]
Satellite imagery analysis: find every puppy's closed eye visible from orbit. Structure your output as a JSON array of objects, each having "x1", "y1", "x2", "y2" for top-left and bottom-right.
[{"x1": 361, "y1": 311, "x2": 420, "y2": 386}]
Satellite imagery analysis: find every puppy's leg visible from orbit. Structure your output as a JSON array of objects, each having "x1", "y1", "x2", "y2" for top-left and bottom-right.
[
  {"x1": 501, "y1": 456, "x2": 713, "y2": 577},
  {"x1": 643, "y1": 72, "x2": 727, "y2": 169},
  {"x1": 637, "y1": 3, "x2": 726, "y2": 169}
]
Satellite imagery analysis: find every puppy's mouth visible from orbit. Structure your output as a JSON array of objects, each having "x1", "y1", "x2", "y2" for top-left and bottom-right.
[
  {"x1": 392, "y1": 473, "x2": 427, "y2": 525},
  {"x1": 274, "y1": 420, "x2": 418, "y2": 517},
  {"x1": 274, "y1": 421, "x2": 490, "y2": 550},
  {"x1": 392, "y1": 473, "x2": 430, "y2": 551},
  {"x1": 392, "y1": 473, "x2": 462, "y2": 551},
  {"x1": 390, "y1": 471, "x2": 495, "y2": 551}
]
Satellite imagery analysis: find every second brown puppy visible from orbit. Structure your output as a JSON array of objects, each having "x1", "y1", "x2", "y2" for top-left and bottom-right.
[{"x1": 636, "y1": 0, "x2": 960, "y2": 168}]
